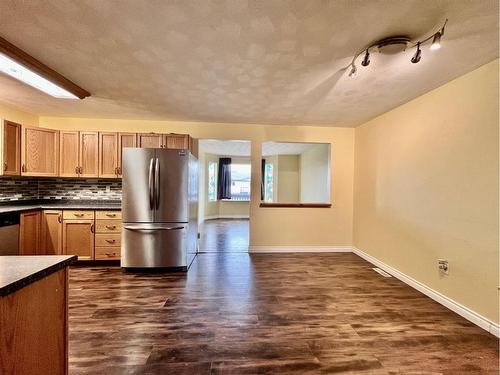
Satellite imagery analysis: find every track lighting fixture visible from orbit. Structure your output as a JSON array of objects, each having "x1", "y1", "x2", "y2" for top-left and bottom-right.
[
  {"x1": 430, "y1": 32, "x2": 442, "y2": 50},
  {"x1": 411, "y1": 42, "x2": 422, "y2": 63},
  {"x1": 347, "y1": 19, "x2": 448, "y2": 77},
  {"x1": 361, "y1": 50, "x2": 370, "y2": 66},
  {"x1": 348, "y1": 64, "x2": 357, "y2": 77}
]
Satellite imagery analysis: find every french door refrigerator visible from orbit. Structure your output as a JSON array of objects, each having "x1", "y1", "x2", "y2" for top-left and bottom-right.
[{"x1": 121, "y1": 148, "x2": 198, "y2": 271}]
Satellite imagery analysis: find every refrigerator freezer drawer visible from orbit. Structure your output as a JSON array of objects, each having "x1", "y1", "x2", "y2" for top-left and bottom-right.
[{"x1": 121, "y1": 223, "x2": 187, "y2": 269}]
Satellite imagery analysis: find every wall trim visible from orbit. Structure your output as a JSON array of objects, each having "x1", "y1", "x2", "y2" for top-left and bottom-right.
[
  {"x1": 249, "y1": 246, "x2": 352, "y2": 253},
  {"x1": 204, "y1": 215, "x2": 249, "y2": 220},
  {"x1": 352, "y1": 246, "x2": 499, "y2": 338}
]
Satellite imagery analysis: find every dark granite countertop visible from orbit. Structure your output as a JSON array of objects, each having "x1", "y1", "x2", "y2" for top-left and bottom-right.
[
  {"x1": 0, "y1": 255, "x2": 77, "y2": 297},
  {"x1": 0, "y1": 199, "x2": 122, "y2": 214}
]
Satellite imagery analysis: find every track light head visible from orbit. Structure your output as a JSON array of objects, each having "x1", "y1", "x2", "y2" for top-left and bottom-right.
[
  {"x1": 361, "y1": 50, "x2": 370, "y2": 67},
  {"x1": 430, "y1": 32, "x2": 442, "y2": 50},
  {"x1": 348, "y1": 64, "x2": 357, "y2": 77},
  {"x1": 411, "y1": 42, "x2": 422, "y2": 63}
]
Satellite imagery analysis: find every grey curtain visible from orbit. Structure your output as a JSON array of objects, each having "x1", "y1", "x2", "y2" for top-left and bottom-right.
[{"x1": 217, "y1": 158, "x2": 232, "y2": 200}]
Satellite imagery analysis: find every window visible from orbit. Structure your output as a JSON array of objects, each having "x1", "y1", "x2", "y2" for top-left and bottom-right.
[
  {"x1": 230, "y1": 164, "x2": 251, "y2": 201},
  {"x1": 264, "y1": 163, "x2": 274, "y2": 202},
  {"x1": 207, "y1": 161, "x2": 217, "y2": 201}
]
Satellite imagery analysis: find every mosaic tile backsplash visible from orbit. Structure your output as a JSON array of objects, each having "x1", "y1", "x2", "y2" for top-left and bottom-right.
[{"x1": 0, "y1": 177, "x2": 122, "y2": 202}]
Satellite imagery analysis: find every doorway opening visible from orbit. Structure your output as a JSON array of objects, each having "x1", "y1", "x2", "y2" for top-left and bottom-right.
[{"x1": 197, "y1": 139, "x2": 251, "y2": 253}]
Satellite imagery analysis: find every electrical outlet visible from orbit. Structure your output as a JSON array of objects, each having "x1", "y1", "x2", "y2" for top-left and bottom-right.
[{"x1": 438, "y1": 259, "x2": 449, "y2": 275}]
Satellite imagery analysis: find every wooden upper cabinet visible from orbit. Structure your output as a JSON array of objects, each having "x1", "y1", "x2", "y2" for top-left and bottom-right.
[
  {"x1": 137, "y1": 133, "x2": 163, "y2": 148},
  {"x1": 98, "y1": 132, "x2": 118, "y2": 178},
  {"x1": 1, "y1": 120, "x2": 21, "y2": 176},
  {"x1": 59, "y1": 131, "x2": 79, "y2": 177},
  {"x1": 117, "y1": 132, "x2": 137, "y2": 176},
  {"x1": 62, "y1": 219, "x2": 94, "y2": 260},
  {"x1": 165, "y1": 134, "x2": 190, "y2": 150},
  {"x1": 19, "y1": 211, "x2": 40, "y2": 255},
  {"x1": 21, "y1": 126, "x2": 59, "y2": 176},
  {"x1": 79, "y1": 132, "x2": 99, "y2": 177},
  {"x1": 39, "y1": 210, "x2": 63, "y2": 255}
]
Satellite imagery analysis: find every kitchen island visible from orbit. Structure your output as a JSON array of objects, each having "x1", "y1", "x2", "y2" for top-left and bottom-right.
[{"x1": 0, "y1": 255, "x2": 77, "y2": 375}]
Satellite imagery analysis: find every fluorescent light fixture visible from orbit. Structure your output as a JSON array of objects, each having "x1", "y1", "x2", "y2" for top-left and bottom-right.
[{"x1": 0, "y1": 52, "x2": 78, "y2": 99}]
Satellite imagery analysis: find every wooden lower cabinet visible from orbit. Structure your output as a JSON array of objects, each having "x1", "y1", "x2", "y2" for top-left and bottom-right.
[
  {"x1": 40, "y1": 210, "x2": 63, "y2": 255},
  {"x1": 62, "y1": 220, "x2": 95, "y2": 260},
  {"x1": 19, "y1": 211, "x2": 40, "y2": 255},
  {"x1": 0, "y1": 268, "x2": 69, "y2": 375},
  {"x1": 95, "y1": 210, "x2": 122, "y2": 260}
]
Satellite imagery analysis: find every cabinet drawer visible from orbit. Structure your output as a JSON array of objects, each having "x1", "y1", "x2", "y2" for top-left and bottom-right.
[
  {"x1": 95, "y1": 246, "x2": 121, "y2": 260},
  {"x1": 63, "y1": 210, "x2": 94, "y2": 220},
  {"x1": 95, "y1": 234, "x2": 121, "y2": 247},
  {"x1": 95, "y1": 220, "x2": 121, "y2": 233},
  {"x1": 96, "y1": 211, "x2": 122, "y2": 220}
]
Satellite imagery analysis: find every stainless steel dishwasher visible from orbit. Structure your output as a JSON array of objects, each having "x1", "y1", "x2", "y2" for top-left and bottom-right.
[{"x1": 0, "y1": 212, "x2": 20, "y2": 255}]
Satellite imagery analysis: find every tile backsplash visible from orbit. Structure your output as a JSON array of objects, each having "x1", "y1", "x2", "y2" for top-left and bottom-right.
[{"x1": 0, "y1": 177, "x2": 122, "y2": 202}]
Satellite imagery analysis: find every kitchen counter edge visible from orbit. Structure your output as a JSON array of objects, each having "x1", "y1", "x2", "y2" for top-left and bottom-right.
[{"x1": 0, "y1": 255, "x2": 77, "y2": 297}]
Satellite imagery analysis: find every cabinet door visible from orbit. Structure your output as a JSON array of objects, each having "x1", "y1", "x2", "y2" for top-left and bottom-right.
[
  {"x1": 62, "y1": 220, "x2": 94, "y2": 260},
  {"x1": 21, "y1": 126, "x2": 59, "y2": 176},
  {"x1": 98, "y1": 132, "x2": 118, "y2": 178},
  {"x1": 137, "y1": 133, "x2": 163, "y2": 148},
  {"x1": 19, "y1": 211, "x2": 40, "y2": 255},
  {"x1": 117, "y1": 132, "x2": 137, "y2": 176},
  {"x1": 59, "y1": 131, "x2": 79, "y2": 177},
  {"x1": 40, "y1": 210, "x2": 63, "y2": 255},
  {"x1": 79, "y1": 132, "x2": 99, "y2": 177},
  {"x1": 1, "y1": 120, "x2": 21, "y2": 176},
  {"x1": 165, "y1": 134, "x2": 190, "y2": 150}
]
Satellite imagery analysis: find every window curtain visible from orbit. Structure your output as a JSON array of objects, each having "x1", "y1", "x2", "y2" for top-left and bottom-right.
[
  {"x1": 217, "y1": 158, "x2": 232, "y2": 200},
  {"x1": 261, "y1": 159, "x2": 266, "y2": 200}
]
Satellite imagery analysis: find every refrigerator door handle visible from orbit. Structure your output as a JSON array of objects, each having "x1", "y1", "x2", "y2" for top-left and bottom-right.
[
  {"x1": 155, "y1": 157, "x2": 160, "y2": 209},
  {"x1": 148, "y1": 158, "x2": 155, "y2": 210},
  {"x1": 123, "y1": 225, "x2": 185, "y2": 231}
]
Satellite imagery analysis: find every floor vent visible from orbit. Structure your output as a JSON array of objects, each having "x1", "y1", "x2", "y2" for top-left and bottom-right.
[{"x1": 372, "y1": 267, "x2": 392, "y2": 277}]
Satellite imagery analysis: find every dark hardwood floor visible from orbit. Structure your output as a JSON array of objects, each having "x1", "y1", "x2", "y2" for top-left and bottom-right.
[
  {"x1": 199, "y1": 219, "x2": 249, "y2": 253},
  {"x1": 68, "y1": 253, "x2": 499, "y2": 374}
]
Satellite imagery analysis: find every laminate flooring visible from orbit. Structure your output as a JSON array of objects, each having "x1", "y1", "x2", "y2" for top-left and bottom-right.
[
  {"x1": 199, "y1": 219, "x2": 249, "y2": 253},
  {"x1": 68, "y1": 253, "x2": 499, "y2": 374}
]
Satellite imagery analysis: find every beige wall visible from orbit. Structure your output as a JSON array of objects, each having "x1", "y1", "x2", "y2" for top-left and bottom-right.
[
  {"x1": 353, "y1": 59, "x2": 499, "y2": 323},
  {"x1": 277, "y1": 155, "x2": 300, "y2": 202},
  {"x1": 300, "y1": 144, "x2": 330, "y2": 203},
  {"x1": 0, "y1": 102, "x2": 38, "y2": 125},
  {"x1": 40, "y1": 117, "x2": 355, "y2": 248}
]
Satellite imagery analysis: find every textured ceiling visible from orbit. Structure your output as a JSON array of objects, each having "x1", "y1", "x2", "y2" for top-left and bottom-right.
[
  {"x1": 199, "y1": 139, "x2": 320, "y2": 156},
  {"x1": 200, "y1": 140, "x2": 251, "y2": 156},
  {"x1": 0, "y1": 0, "x2": 498, "y2": 127}
]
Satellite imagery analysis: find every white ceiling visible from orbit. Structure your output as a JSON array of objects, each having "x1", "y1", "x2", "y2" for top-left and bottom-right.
[
  {"x1": 199, "y1": 139, "x2": 320, "y2": 156},
  {"x1": 0, "y1": 0, "x2": 498, "y2": 127},
  {"x1": 200, "y1": 140, "x2": 251, "y2": 156}
]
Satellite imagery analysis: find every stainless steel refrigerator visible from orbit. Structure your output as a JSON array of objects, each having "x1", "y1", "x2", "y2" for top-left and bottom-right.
[{"x1": 121, "y1": 148, "x2": 198, "y2": 271}]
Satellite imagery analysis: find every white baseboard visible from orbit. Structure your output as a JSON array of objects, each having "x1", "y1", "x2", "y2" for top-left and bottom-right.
[
  {"x1": 352, "y1": 246, "x2": 499, "y2": 338},
  {"x1": 249, "y1": 246, "x2": 352, "y2": 253},
  {"x1": 204, "y1": 215, "x2": 249, "y2": 220}
]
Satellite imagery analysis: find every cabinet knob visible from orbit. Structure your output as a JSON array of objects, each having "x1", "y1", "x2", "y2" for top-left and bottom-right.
[
  {"x1": 106, "y1": 225, "x2": 116, "y2": 230},
  {"x1": 58, "y1": 214, "x2": 62, "y2": 223},
  {"x1": 105, "y1": 239, "x2": 116, "y2": 243},
  {"x1": 75, "y1": 166, "x2": 79, "y2": 174},
  {"x1": 106, "y1": 213, "x2": 116, "y2": 217},
  {"x1": 90, "y1": 223, "x2": 94, "y2": 233},
  {"x1": 74, "y1": 213, "x2": 84, "y2": 217},
  {"x1": 105, "y1": 252, "x2": 116, "y2": 257},
  {"x1": 3, "y1": 162, "x2": 7, "y2": 171},
  {"x1": 21, "y1": 164, "x2": 26, "y2": 172}
]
